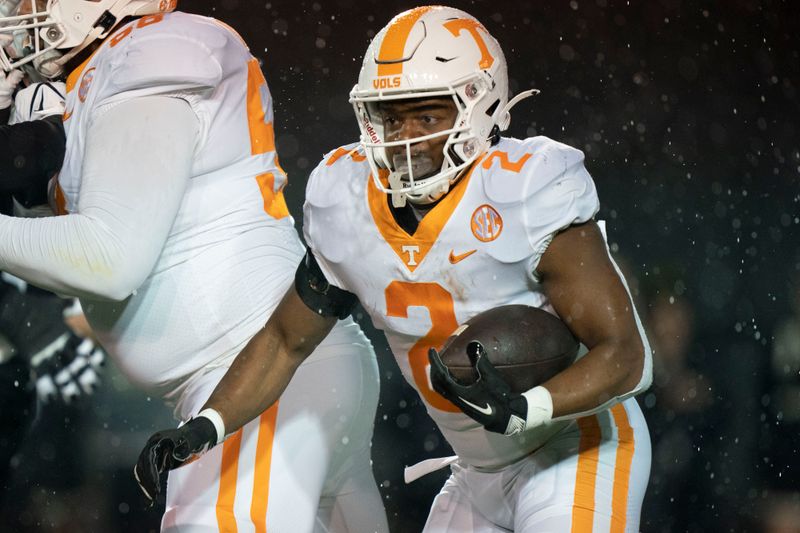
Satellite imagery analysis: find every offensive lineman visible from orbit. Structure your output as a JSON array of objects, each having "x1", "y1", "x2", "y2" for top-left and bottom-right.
[
  {"x1": 0, "y1": 1, "x2": 388, "y2": 532},
  {"x1": 138, "y1": 5, "x2": 653, "y2": 532}
]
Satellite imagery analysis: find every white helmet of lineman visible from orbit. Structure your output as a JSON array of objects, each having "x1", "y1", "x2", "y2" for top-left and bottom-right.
[
  {"x1": 350, "y1": 5, "x2": 537, "y2": 207},
  {"x1": 0, "y1": 0, "x2": 176, "y2": 79}
]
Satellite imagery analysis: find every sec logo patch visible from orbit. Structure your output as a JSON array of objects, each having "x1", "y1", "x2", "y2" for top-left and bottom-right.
[
  {"x1": 78, "y1": 68, "x2": 96, "y2": 103},
  {"x1": 471, "y1": 204, "x2": 503, "y2": 242}
]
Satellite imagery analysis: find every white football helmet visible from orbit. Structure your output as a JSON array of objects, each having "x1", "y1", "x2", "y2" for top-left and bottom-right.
[
  {"x1": 0, "y1": 0, "x2": 176, "y2": 78},
  {"x1": 350, "y1": 6, "x2": 536, "y2": 207}
]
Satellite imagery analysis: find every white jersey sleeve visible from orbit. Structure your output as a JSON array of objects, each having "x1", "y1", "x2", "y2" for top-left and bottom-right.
[{"x1": 0, "y1": 96, "x2": 198, "y2": 300}]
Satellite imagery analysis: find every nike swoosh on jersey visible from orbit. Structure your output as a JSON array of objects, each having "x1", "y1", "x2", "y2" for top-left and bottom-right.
[
  {"x1": 458, "y1": 396, "x2": 493, "y2": 416},
  {"x1": 449, "y1": 249, "x2": 477, "y2": 264}
]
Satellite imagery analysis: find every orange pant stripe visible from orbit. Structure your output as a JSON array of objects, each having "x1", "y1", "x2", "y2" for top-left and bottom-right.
[
  {"x1": 216, "y1": 428, "x2": 243, "y2": 532},
  {"x1": 571, "y1": 415, "x2": 602, "y2": 532},
  {"x1": 250, "y1": 403, "x2": 280, "y2": 532},
  {"x1": 610, "y1": 404, "x2": 635, "y2": 533}
]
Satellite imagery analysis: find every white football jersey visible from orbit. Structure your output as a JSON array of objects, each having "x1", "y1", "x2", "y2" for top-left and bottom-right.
[
  {"x1": 53, "y1": 12, "x2": 304, "y2": 398},
  {"x1": 305, "y1": 136, "x2": 600, "y2": 467}
]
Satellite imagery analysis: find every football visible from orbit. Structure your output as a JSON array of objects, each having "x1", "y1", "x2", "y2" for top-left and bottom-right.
[{"x1": 437, "y1": 305, "x2": 580, "y2": 392}]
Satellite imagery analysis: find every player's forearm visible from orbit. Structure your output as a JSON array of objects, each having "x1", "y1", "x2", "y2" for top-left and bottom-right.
[
  {"x1": 0, "y1": 209, "x2": 155, "y2": 300},
  {"x1": 202, "y1": 324, "x2": 307, "y2": 435},
  {"x1": 202, "y1": 286, "x2": 339, "y2": 438},
  {"x1": 543, "y1": 336, "x2": 649, "y2": 419}
]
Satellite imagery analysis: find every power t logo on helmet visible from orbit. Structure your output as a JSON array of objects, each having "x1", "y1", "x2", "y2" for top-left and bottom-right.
[
  {"x1": 350, "y1": 5, "x2": 537, "y2": 208},
  {"x1": 0, "y1": 0, "x2": 176, "y2": 78}
]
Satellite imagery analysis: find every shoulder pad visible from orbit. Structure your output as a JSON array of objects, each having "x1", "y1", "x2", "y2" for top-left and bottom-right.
[
  {"x1": 303, "y1": 143, "x2": 370, "y2": 265},
  {"x1": 481, "y1": 137, "x2": 588, "y2": 205},
  {"x1": 104, "y1": 14, "x2": 227, "y2": 98},
  {"x1": 479, "y1": 136, "x2": 599, "y2": 264},
  {"x1": 305, "y1": 143, "x2": 369, "y2": 209}
]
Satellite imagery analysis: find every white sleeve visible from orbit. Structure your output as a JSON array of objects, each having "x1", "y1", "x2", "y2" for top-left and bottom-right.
[{"x1": 0, "y1": 96, "x2": 199, "y2": 301}]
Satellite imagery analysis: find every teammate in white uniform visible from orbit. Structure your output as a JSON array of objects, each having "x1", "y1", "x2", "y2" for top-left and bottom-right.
[
  {"x1": 138, "y1": 5, "x2": 653, "y2": 532},
  {"x1": 0, "y1": 2, "x2": 387, "y2": 532}
]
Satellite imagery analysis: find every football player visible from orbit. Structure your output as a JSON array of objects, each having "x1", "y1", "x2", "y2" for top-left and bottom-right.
[
  {"x1": 137, "y1": 5, "x2": 653, "y2": 532},
  {"x1": 0, "y1": 1, "x2": 388, "y2": 532}
]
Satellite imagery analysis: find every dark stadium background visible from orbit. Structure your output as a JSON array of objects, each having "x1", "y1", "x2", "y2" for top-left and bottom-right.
[{"x1": 1, "y1": 0, "x2": 797, "y2": 531}]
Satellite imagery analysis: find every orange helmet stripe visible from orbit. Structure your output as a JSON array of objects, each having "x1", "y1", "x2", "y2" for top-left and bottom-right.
[{"x1": 376, "y1": 6, "x2": 433, "y2": 76}]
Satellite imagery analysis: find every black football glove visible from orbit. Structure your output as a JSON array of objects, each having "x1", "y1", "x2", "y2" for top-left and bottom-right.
[
  {"x1": 32, "y1": 333, "x2": 105, "y2": 405},
  {"x1": 134, "y1": 416, "x2": 217, "y2": 504},
  {"x1": 429, "y1": 341, "x2": 529, "y2": 436}
]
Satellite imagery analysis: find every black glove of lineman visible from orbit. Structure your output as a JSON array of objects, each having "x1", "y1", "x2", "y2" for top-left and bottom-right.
[
  {"x1": 429, "y1": 341, "x2": 529, "y2": 436},
  {"x1": 134, "y1": 416, "x2": 218, "y2": 504}
]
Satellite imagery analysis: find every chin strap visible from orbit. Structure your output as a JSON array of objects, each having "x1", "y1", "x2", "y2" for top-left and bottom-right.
[
  {"x1": 387, "y1": 172, "x2": 407, "y2": 208},
  {"x1": 496, "y1": 88, "x2": 540, "y2": 131}
]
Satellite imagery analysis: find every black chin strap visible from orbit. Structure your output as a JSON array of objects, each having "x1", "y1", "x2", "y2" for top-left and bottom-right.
[{"x1": 488, "y1": 125, "x2": 501, "y2": 146}]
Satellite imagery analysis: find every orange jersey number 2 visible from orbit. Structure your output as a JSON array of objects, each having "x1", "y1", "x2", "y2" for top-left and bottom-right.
[{"x1": 385, "y1": 281, "x2": 461, "y2": 413}]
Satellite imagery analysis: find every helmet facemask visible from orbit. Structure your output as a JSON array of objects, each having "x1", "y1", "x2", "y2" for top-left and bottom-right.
[
  {"x1": 352, "y1": 69, "x2": 502, "y2": 208},
  {"x1": 0, "y1": 0, "x2": 65, "y2": 77},
  {"x1": 351, "y1": 73, "x2": 500, "y2": 207}
]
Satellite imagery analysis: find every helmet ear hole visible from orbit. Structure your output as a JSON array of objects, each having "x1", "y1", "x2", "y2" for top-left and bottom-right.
[{"x1": 485, "y1": 98, "x2": 500, "y2": 118}]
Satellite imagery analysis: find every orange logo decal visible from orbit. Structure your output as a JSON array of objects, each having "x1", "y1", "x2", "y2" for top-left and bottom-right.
[
  {"x1": 78, "y1": 67, "x2": 95, "y2": 102},
  {"x1": 137, "y1": 13, "x2": 164, "y2": 28},
  {"x1": 470, "y1": 204, "x2": 502, "y2": 242},
  {"x1": 443, "y1": 19, "x2": 494, "y2": 69},
  {"x1": 62, "y1": 108, "x2": 73, "y2": 121},
  {"x1": 482, "y1": 151, "x2": 532, "y2": 173},
  {"x1": 109, "y1": 25, "x2": 132, "y2": 47},
  {"x1": 372, "y1": 76, "x2": 402, "y2": 90},
  {"x1": 326, "y1": 147, "x2": 367, "y2": 166},
  {"x1": 448, "y1": 249, "x2": 476, "y2": 264}
]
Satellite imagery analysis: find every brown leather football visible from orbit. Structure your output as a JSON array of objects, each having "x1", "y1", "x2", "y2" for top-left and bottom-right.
[{"x1": 437, "y1": 305, "x2": 579, "y2": 392}]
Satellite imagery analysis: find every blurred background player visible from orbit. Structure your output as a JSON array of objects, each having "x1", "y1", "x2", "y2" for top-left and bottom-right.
[
  {"x1": 0, "y1": 1, "x2": 388, "y2": 532},
  {"x1": 139, "y1": 6, "x2": 653, "y2": 532},
  {"x1": 0, "y1": 69, "x2": 104, "y2": 511}
]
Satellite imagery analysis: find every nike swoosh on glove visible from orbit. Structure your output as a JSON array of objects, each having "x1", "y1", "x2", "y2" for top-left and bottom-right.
[
  {"x1": 134, "y1": 416, "x2": 218, "y2": 505},
  {"x1": 429, "y1": 340, "x2": 529, "y2": 436}
]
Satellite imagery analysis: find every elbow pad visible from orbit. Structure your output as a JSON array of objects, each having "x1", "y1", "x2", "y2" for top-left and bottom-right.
[{"x1": 294, "y1": 249, "x2": 357, "y2": 320}]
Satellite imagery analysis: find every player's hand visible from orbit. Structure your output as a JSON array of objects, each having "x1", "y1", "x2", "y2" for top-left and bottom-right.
[
  {"x1": 134, "y1": 416, "x2": 218, "y2": 504},
  {"x1": 10, "y1": 80, "x2": 66, "y2": 123},
  {"x1": 429, "y1": 341, "x2": 529, "y2": 435},
  {"x1": 32, "y1": 333, "x2": 105, "y2": 404},
  {"x1": 0, "y1": 69, "x2": 23, "y2": 110}
]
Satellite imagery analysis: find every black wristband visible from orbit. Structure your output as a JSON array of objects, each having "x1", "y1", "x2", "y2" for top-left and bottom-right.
[{"x1": 294, "y1": 249, "x2": 358, "y2": 320}]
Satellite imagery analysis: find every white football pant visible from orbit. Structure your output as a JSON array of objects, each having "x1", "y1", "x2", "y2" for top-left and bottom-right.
[
  {"x1": 161, "y1": 326, "x2": 388, "y2": 533},
  {"x1": 424, "y1": 398, "x2": 650, "y2": 532}
]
